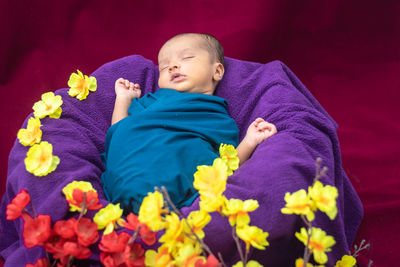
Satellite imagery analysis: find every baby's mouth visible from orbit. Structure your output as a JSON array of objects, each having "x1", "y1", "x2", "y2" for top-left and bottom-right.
[{"x1": 170, "y1": 73, "x2": 186, "y2": 82}]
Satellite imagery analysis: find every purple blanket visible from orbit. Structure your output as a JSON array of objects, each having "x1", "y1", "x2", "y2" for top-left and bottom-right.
[{"x1": 0, "y1": 56, "x2": 363, "y2": 266}]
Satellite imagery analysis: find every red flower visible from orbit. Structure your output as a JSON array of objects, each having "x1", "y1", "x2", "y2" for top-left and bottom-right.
[
  {"x1": 6, "y1": 203, "x2": 24, "y2": 221},
  {"x1": 6, "y1": 189, "x2": 30, "y2": 220},
  {"x1": 124, "y1": 242, "x2": 145, "y2": 267},
  {"x1": 22, "y1": 213, "x2": 52, "y2": 248},
  {"x1": 100, "y1": 231, "x2": 136, "y2": 267},
  {"x1": 44, "y1": 234, "x2": 66, "y2": 256},
  {"x1": 74, "y1": 217, "x2": 99, "y2": 246},
  {"x1": 122, "y1": 213, "x2": 140, "y2": 231},
  {"x1": 99, "y1": 231, "x2": 131, "y2": 253},
  {"x1": 195, "y1": 255, "x2": 219, "y2": 267},
  {"x1": 100, "y1": 251, "x2": 126, "y2": 267},
  {"x1": 26, "y1": 257, "x2": 49, "y2": 267},
  {"x1": 123, "y1": 213, "x2": 156, "y2": 246},
  {"x1": 68, "y1": 189, "x2": 102, "y2": 211},
  {"x1": 54, "y1": 218, "x2": 76, "y2": 239},
  {"x1": 63, "y1": 241, "x2": 91, "y2": 259},
  {"x1": 138, "y1": 224, "x2": 156, "y2": 246}
]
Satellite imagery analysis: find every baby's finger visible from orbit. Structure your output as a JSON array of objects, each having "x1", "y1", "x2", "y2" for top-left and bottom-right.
[
  {"x1": 267, "y1": 123, "x2": 278, "y2": 134},
  {"x1": 257, "y1": 121, "x2": 269, "y2": 130},
  {"x1": 255, "y1": 117, "x2": 264, "y2": 125},
  {"x1": 116, "y1": 78, "x2": 125, "y2": 84}
]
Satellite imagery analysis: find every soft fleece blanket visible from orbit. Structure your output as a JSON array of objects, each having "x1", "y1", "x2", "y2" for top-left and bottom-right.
[
  {"x1": 0, "y1": 56, "x2": 363, "y2": 266},
  {"x1": 102, "y1": 88, "x2": 239, "y2": 214}
]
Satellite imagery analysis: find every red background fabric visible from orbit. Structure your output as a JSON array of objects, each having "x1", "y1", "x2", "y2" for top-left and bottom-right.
[{"x1": 0, "y1": 1, "x2": 398, "y2": 266}]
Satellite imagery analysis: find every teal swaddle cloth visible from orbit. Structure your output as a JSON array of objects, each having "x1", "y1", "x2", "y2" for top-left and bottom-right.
[{"x1": 101, "y1": 88, "x2": 239, "y2": 213}]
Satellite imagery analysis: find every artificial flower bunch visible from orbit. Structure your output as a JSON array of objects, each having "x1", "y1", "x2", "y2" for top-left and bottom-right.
[
  {"x1": 137, "y1": 144, "x2": 269, "y2": 267},
  {"x1": 5, "y1": 184, "x2": 99, "y2": 266},
  {"x1": 281, "y1": 158, "x2": 357, "y2": 267}
]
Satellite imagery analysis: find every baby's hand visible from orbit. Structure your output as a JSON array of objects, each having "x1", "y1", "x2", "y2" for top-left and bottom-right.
[
  {"x1": 115, "y1": 78, "x2": 141, "y2": 101},
  {"x1": 244, "y1": 118, "x2": 277, "y2": 147}
]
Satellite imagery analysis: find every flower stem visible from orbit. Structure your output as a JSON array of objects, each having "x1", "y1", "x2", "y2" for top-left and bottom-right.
[
  {"x1": 232, "y1": 226, "x2": 246, "y2": 265},
  {"x1": 30, "y1": 200, "x2": 37, "y2": 218},
  {"x1": 77, "y1": 192, "x2": 87, "y2": 221},
  {"x1": 128, "y1": 227, "x2": 140, "y2": 245},
  {"x1": 301, "y1": 215, "x2": 313, "y2": 267},
  {"x1": 66, "y1": 255, "x2": 74, "y2": 267}
]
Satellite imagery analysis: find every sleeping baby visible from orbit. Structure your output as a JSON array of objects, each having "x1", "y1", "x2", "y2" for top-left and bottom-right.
[{"x1": 101, "y1": 33, "x2": 277, "y2": 214}]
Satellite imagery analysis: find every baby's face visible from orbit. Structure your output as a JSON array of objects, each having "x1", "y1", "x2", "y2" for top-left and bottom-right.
[{"x1": 158, "y1": 35, "x2": 222, "y2": 95}]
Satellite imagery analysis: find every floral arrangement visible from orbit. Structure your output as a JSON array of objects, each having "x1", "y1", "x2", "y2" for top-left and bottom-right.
[{"x1": 7, "y1": 70, "x2": 368, "y2": 267}]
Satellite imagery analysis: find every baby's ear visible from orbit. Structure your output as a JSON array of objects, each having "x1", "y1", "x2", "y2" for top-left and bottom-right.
[{"x1": 213, "y1": 62, "x2": 225, "y2": 82}]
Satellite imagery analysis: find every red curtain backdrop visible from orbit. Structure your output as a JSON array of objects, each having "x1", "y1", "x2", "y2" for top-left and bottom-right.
[{"x1": 1, "y1": 1, "x2": 399, "y2": 266}]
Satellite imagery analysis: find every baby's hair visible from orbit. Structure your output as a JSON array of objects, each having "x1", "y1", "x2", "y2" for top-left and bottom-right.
[{"x1": 168, "y1": 33, "x2": 225, "y2": 67}]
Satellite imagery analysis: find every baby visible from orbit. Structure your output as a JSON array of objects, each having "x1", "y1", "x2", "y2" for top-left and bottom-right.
[{"x1": 101, "y1": 33, "x2": 277, "y2": 214}]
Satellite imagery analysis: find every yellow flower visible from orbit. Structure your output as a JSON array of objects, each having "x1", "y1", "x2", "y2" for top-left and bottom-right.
[
  {"x1": 309, "y1": 181, "x2": 338, "y2": 220},
  {"x1": 17, "y1": 117, "x2": 42, "y2": 146},
  {"x1": 295, "y1": 227, "x2": 336, "y2": 264},
  {"x1": 32, "y1": 92, "x2": 63, "y2": 119},
  {"x1": 233, "y1": 260, "x2": 263, "y2": 267},
  {"x1": 223, "y1": 198, "x2": 259, "y2": 227},
  {"x1": 174, "y1": 243, "x2": 204, "y2": 267},
  {"x1": 335, "y1": 255, "x2": 356, "y2": 267},
  {"x1": 295, "y1": 258, "x2": 316, "y2": 267},
  {"x1": 194, "y1": 158, "x2": 227, "y2": 199},
  {"x1": 219, "y1": 144, "x2": 239, "y2": 175},
  {"x1": 68, "y1": 69, "x2": 97, "y2": 100},
  {"x1": 199, "y1": 194, "x2": 227, "y2": 213},
  {"x1": 159, "y1": 212, "x2": 185, "y2": 253},
  {"x1": 183, "y1": 210, "x2": 211, "y2": 239},
  {"x1": 24, "y1": 141, "x2": 60, "y2": 176},
  {"x1": 93, "y1": 203, "x2": 125, "y2": 235},
  {"x1": 236, "y1": 225, "x2": 269, "y2": 252},
  {"x1": 145, "y1": 248, "x2": 174, "y2": 267},
  {"x1": 138, "y1": 191, "x2": 166, "y2": 232},
  {"x1": 62, "y1": 180, "x2": 97, "y2": 212},
  {"x1": 281, "y1": 189, "x2": 315, "y2": 221}
]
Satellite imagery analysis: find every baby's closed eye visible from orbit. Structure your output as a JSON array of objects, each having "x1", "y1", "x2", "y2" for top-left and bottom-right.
[{"x1": 182, "y1": 56, "x2": 195, "y2": 60}]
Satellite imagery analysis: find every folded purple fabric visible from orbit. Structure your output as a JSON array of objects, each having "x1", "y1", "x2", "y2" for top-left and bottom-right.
[{"x1": 0, "y1": 55, "x2": 363, "y2": 266}]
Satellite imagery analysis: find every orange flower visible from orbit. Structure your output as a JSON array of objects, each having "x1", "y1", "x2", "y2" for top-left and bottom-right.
[{"x1": 6, "y1": 189, "x2": 30, "y2": 220}]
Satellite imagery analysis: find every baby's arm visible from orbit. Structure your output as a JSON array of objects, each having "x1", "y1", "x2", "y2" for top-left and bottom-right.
[
  {"x1": 237, "y1": 118, "x2": 277, "y2": 165},
  {"x1": 111, "y1": 78, "x2": 141, "y2": 125}
]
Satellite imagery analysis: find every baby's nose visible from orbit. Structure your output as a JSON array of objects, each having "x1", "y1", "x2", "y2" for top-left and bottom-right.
[{"x1": 168, "y1": 62, "x2": 180, "y2": 71}]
